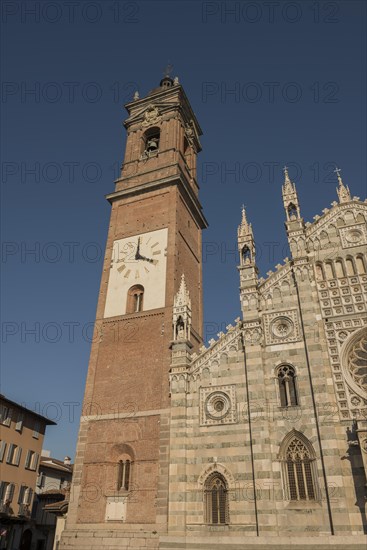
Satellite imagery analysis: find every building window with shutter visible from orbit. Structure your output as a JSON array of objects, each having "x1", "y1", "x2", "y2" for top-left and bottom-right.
[
  {"x1": 0, "y1": 482, "x2": 15, "y2": 505},
  {"x1": 15, "y1": 412, "x2": 24, "y2": 432},
  {"x1": 0, "y1": 441, "x2": 6, "y2": 461},
  {"x1": 6, "y1": 444, "x2": 22, "y2": 466},
  {"x1": 204, "y1": 473, "x2": 229, "y2": 524},
  {"x1": 276, "y1": 364, "x2": 298, "y2": 407},
  {"x1": 280, "y1": 431, "x2": 319, "y2": 502},
  {"x1": 0, "y1": 405, "x2": 12, "y2": 426},
  {"x1": 33, "y1": 420, "x2": 41, "y2": 438},
  {"x1": 25, "y1": 450, "x2": 39, "y2": 471},
  {"x1": 18, "y1": 486, "x2": 32, "y2": 517}
]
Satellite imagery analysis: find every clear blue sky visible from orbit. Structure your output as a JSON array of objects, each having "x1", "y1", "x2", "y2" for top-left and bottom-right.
[{"x1": 1, "y1": 1, "x2": 366, "y2": 459}]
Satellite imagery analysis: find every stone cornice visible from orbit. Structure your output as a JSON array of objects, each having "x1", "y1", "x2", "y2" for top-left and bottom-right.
[
  {"x1": 305, "y1": 199, "x2": 367, "y2": 238},
  {"x1": 258, "y1": 260, "x2": 292, "y2": 294},
  {"x1": 189, "y1": 321, "x2": 242, "y2": 375}
]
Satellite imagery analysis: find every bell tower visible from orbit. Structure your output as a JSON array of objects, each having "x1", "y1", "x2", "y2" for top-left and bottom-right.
[{"x1": 61, "y1": 75, "x2": 207, "y2": 548}]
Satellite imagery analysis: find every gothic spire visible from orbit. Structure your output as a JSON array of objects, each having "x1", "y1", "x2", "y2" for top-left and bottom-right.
[
  {"x1": 335, "y1": 167, "x2": 351, "y2": 203},
  {"x1": 238, "y1": 205, "x2": 253, "y2": 238},
  {"x1": 173, "y1": 274, "x2": 191, "y2": 342},
  {"x1": 282, "y1": 166, "x2": 301, "y2": 221},
  {"x1": 238, "y1": 206, "x2": 255, "y2": 267}
]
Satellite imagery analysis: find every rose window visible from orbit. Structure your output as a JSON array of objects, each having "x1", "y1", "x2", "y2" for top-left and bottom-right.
[
  {"x1": 205, "y1": 392, "x2": 231, "y2": 420},
  {"x1": 271, "y1": 317, "x2": 293, "y2": 339},
  {"x1": 348, "y1": 332, "x2": 367, "y2": 393}
]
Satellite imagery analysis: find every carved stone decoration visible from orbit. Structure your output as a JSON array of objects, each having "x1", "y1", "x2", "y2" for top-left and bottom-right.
[
  {"x1": 200, "y1": 385, "x2": 237, "y2": 426},
  {"x1": 263, "y1": 310, "x2": 301, "y2": 345},
  {"x1": 244, "y1": 327, "x2": 262, "y2": 345},
  {"x1": 339, "y1": 224, "x2": 367, "y2": 249},
  {"x1": 141, "y1": 104, "x2": 161, "y2": 127},
  {"x1": 271, "y1": 317, "x2": 294, "y2": 339},
  {"x1": 184, "y1": 121, "x2": 195, "y2": 145},
  {"x1": 350, "y1": 396, "x2": 361, "y2": 406},
  {"x1": 340, "y1": 327, "x2": 367, "y2": 400},
  {"x1": 361, "y1": 438, "x2": 367, "y2": 453}
]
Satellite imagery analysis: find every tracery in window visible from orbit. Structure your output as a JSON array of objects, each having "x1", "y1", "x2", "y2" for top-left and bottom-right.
[
  {"x1": 204, "y1": 473, "x2": 229, "y2": 524},
  {"x1": 280, "y1": 433, "x2": 318, "y2": 502}
]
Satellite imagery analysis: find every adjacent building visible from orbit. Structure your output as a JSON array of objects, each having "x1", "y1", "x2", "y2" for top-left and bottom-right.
[
  {"x1": 32, "y1": 454, "x2": 73, "y2": 550},
  {"x1": 0, "y1": 394, "x2": 56, "y2": 550}
]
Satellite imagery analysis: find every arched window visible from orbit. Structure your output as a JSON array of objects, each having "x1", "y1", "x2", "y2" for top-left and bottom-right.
[
  {"x1": 356, "y1": 255, "x2": 366, "y2": 275},
  {"x1": 315, "y1": 263, "x2": 324, "y2": 281},
  {"x1": 204, "y1": 473, "x2": 228, "y2": 524},
  {"x1": 335, "y1": 259, "x2": 345, "y2": 278},
  {"x1": 117, "y1": 459, "x2": 131, "y2": 491},
  {"x1": 126, "y1": 285, "x2": 144, "y2": 314},
  {"x1": 277, "y1": 365, "x2": 298, "y2": 407},
  {"x1": 143, "y1": 127, "x2": 160, "y2": 157},
  {"x1": 282, "y1": 435, "x2": 317, "y2": 501},
  {"x1": 287, "y1": 203, "x2": 298, "y2": 220},
  {"x1": 324, "y1": 262, "x2": 334, "y2": 279},
  {"x1": 241, "y1": 245, "x2": 251, "y2": 265},
  {"x1": 346, "y1": 258, "x2": 355, "y2": 276}
]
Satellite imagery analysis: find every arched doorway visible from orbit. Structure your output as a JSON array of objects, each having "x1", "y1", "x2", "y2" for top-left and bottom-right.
[{"x1": 20, "y1": 529, "x2": 32, "y2": 550}]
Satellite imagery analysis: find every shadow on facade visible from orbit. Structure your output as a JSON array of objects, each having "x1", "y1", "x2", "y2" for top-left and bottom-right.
[{"x1": 342, "y1": 422, "x2": 367, "y2": 534}]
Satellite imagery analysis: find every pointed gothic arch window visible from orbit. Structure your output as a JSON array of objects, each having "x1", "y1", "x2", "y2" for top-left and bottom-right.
[
  {"x1": 276, "y1": 364, "x2": 298, "y2": 407},
  {"x1": 175, "y1": 315, "x2": 185, "y2": 340},
  {"x1": 204, "y1": 472, "x2": 229, "y2": 524},
  {"x1": 282, "y1": 435, "x2": 317, "y2": 501},
  {"x1": 126, "y1": 285, "x2": 144, "y2": 314},
  {"x1": 241, "y1": 245, "x2": 251, "y2": 265},
  {"x1": 287, "y1": 203, "x2": 298, "y2": 220}
]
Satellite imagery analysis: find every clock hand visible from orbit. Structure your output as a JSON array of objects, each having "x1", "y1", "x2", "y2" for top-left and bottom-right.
[
  {"x1": 138, "y1": 254, "x2": 157, "y2": 264},
  {"x1": 135, "y1": 237, "x2": 141, "y2": 260}
]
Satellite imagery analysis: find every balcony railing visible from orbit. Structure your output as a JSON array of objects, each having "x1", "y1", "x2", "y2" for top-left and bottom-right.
[
  {"x1": 18, "y1": 504, "x2": 31, "y2": 518},
  {"x1": 0, "y1": 502, "x2": 10, "y2": 515}
]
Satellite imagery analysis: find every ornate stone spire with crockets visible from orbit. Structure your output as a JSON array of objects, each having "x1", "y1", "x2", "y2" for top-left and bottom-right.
[
  {"x1": 335, "y1": 167, "x2": 351, "y2": 203},
  {"x1": 238, "y1": 206, "x2": 258, "y2": 318},
  {"x1": 173, "y1": 274, "x2": 192, "y2": 342},
  {"x1": 238, "y1": 205, "x2": 255, "y2": 267},
  {"x1": 282, "y1": 166, "x2": 301, "y2": 221},
  {"x1": 281, "y1": 167, "x2": 306, "y2": 260}
]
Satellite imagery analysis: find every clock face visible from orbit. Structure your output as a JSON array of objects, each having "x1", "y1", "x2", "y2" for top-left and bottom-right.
[{"x1": 104, "y1": 228, "x2": 168, "y2": 318}]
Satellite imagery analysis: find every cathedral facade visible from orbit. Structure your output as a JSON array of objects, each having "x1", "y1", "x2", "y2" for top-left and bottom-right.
[{"x1": 60, "y1": 77, "x2": 367, "y2": 549}]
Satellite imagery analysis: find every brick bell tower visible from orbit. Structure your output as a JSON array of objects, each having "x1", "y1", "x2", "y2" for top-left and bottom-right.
[{"x1": 61, "y1": 75, "x2": 207, "y2": 548}]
